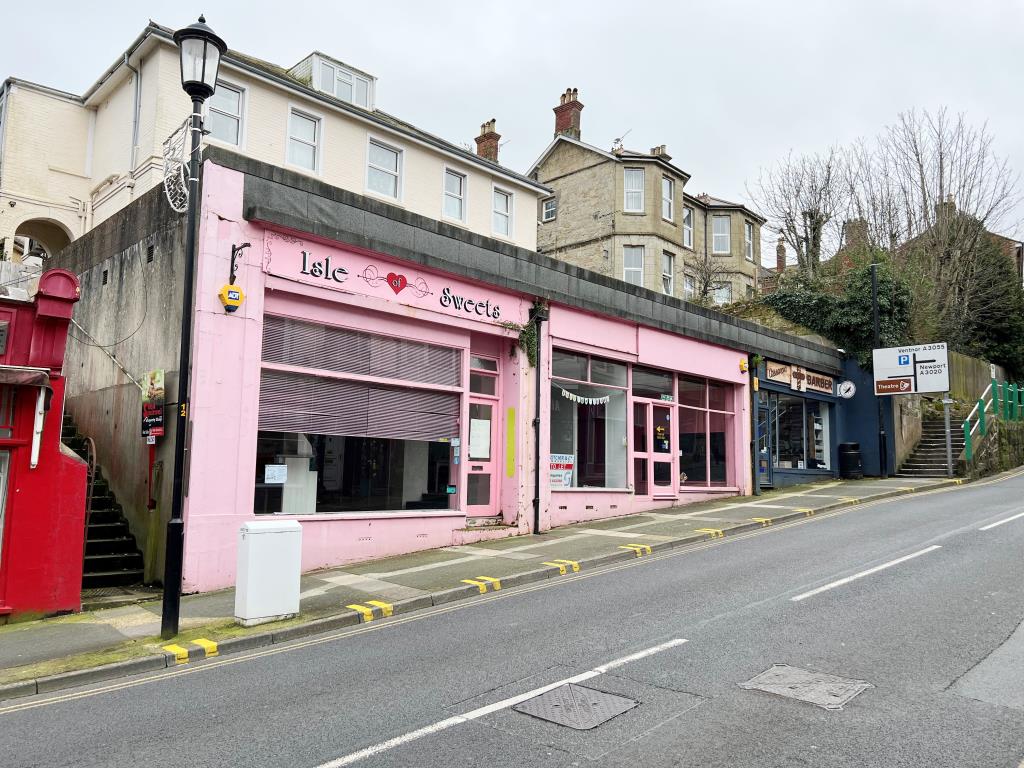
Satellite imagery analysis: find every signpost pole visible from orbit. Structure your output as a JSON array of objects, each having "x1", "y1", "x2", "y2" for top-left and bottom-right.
[
  {"x1": 871, "y1": 264, "x2": 888, "y2": 478},
  {"x1": 943, "y1": 392, "x2": 953, "y2": 479}
]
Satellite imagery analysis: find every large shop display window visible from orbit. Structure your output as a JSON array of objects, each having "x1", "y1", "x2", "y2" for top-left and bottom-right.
[
  {"x1": 254, "y1": 317, "x2": 460, "y2": 514},
  {"x1": 550, "y1": 350, "x2": 628, "y2": 489},
  {"x1": 549, "y1": 349, "x2": 738, "y2": 492},
  {"x1": 761, "y1": 391, "x2": 830, "y2": 470}
]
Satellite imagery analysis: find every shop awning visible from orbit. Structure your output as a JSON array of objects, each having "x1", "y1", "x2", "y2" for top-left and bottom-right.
[{"x1": 0, "y1": 366, "x2": 50, "y2": 387}]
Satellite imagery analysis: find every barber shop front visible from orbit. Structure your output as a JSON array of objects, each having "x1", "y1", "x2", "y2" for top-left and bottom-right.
[{"x1": 756, "y1": 360, "x2": 840, "y2": 488}]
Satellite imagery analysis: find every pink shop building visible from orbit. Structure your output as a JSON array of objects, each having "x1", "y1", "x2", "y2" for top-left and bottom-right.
[{"x1": 55, "y1": 149, "x2": 842, "y2": 593}]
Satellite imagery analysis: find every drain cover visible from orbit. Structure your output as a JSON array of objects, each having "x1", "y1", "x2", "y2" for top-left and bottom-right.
[
  {"x1": 739, "y1": 664, "x2": 873, "y2": 710},
  {"x1": 513, "y1": 683, "x2": 638, "y2": 729}
]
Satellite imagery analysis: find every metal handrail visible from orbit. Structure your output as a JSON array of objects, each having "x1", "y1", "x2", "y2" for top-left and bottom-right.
[
  {"x1": 965, "y1": 382, "x2": 992, "y2": 431},
  {"x1": 80, "y1": 436, "x2": 97, "y2": 570}
]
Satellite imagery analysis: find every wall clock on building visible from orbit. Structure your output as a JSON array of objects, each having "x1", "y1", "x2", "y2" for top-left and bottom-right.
[{"x1": 837, "y1": 380, "x2": 857, "y2": 399}]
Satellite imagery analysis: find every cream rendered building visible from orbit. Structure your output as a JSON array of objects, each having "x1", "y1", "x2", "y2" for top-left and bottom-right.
[{"x1": 0, "y1": 22, "x2": 546, "y2": 266}]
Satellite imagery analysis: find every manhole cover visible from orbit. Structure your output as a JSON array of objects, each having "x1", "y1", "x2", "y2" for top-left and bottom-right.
[
  {"x1": 739, "y1": 664, "x2": 873, "y2": 710},
  {"x1": 513, "y1": 683, "x2": 638, "y2": 729}
]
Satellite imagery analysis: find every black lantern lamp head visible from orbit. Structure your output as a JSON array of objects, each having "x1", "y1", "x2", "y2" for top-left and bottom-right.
[{"x1": 173, "y1": 15, "x2": 227, "y2": 101}]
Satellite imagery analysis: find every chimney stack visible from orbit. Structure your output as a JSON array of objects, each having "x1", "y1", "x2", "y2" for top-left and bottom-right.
[
  {"x1": 776, "y1": 236, "x2": 786, "y2": 273},
  {"x1": 553, "y1": 88, "x2": 583, "y2": 140},
  {"x1": 650, "y1": 145, "x2": 671, "y2": 161},
  {"x1": 842, "y1": 218, "x2": 869, "y2": 251},
  {"x1": 474, "y1": 119, "x2": 500, "y2": 163}
]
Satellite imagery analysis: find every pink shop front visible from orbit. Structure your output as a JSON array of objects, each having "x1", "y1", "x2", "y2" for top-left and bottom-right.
[
  {"x1": 182, "y1": 163, "x2": 750, "y2": 592},
  {"x1": 183, "y1": 175, "x2": 535, "y2": 593},
  {"x1": 540, "y1": 306, "x2": 751, "y2": 527}
]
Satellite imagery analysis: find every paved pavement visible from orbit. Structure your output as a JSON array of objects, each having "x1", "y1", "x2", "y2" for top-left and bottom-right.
[
  {"x1": 0, "y1": 476, "x2": 950, "y2": 678},
  {"x1": 2, "y1": 470, "x2": 1022, "y2": 767}
]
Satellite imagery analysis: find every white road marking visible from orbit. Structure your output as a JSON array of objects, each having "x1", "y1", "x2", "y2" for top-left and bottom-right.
[
  {"x1": 314, "y1": 638, "x2": 688, "y2": 767},
  {"x1": 979, "y1": 510, "x2": 1024, "y2": 531},
  {"x1": 791, "y1": 546, "x2": 942, "y2": 602}
]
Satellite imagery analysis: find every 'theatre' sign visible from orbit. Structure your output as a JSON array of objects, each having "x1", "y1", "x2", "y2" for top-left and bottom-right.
[{"x1": 872, "y1": 343, "x2": 949, "y2": 396}]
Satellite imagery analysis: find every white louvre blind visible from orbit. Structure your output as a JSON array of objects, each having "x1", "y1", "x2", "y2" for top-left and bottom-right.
[
  {"x1": 262, "y1": 316, "x2": 461, "y2": 387},
  {"x1": 259, "y1": 369, "x2": 459, "y2": 441}
]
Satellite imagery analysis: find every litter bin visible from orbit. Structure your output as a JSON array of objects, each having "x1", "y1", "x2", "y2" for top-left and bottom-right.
[
  {"x1": 838, "y1": 442, "x2": 863, "y2": 480},
  {"x1": 234, "y1": 520, "x2": 302, "y2": 626}
]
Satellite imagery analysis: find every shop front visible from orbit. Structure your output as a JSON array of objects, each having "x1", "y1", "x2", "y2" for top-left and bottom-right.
[
  {"x1": 543, "y1": 305, "x2": 750, "y2": 527},
  {"x1": 757, "y1": 360, "x2": 839, "y2": 488},
  {"x1": 183, "y1": 172, "x2": 535, "y2": 592}
]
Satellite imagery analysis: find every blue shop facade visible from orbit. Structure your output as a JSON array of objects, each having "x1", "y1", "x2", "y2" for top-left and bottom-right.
[{"x1": 756, "y1": 357, "x2": 897, "y2": 488}]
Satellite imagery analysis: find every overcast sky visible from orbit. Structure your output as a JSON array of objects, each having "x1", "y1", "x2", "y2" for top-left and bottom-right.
[{"x1": 5, "y1": 0, "x2": 1023, "y2": 252}]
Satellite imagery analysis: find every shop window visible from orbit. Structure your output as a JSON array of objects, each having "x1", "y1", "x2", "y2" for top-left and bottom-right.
[
  {"x1": 806, "y1": 400, "x2": 830, "y2": 469},
  {"x1": 709, "y1": 411, "x2": 733, "y2": 486},
  {"x1": 470, "y1": 355, "x2": 498, "y2": 396},
  {"x1": 708, "y1": 380, "x2": 732, "y2": 411},
  {"x1": 632, "y1": 366, "x2": 673, "y2": 400},
  {"x1": 677, "y1": 376, "x2": 706, "y2": 408},
  {"x1": 550, "y1": 352, "x2": 629, "y2": 489},
  {"x1": 678, "y1": 408, "x2": 707, "y2": 486},
  {"x1": 551, "y1": 349, "x2": 588, "y2": 381},
  {"x1": 254, "y1": 432, "x2": 451, "y2": 514},
  {"x1": 775, "y1": 394, "x2": 806, "y2": 469}
]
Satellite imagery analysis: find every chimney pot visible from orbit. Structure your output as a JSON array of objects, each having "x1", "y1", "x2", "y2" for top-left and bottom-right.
[
  {"x1": 553, "y1": 87, "x2": 584, "y2": 140},
  {"x1": 776, "y1": 236, "x2": 786, "y2": 273}
]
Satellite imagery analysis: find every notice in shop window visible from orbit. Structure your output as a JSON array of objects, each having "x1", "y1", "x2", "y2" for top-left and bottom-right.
[
  {"x1": 549, "y1": 453, "x2": 574, "y2": 489},
  {"x1": 469, "y1": 419, "x2": 491, "y2": 460},
  {"x1": 264, "y1": 464, "x2": 288, "y2": 484}
]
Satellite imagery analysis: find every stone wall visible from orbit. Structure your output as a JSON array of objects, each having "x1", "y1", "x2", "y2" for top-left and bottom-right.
[{"x1": 963, "y1": 418, "x2": 1024, "y2": 479}]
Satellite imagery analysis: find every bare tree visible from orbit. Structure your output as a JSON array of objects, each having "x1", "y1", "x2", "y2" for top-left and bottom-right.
[
  {"x1": 873, "y1": 109, "x2": 1021, "y2": 344},
  {"x1": 747, "y1": 147, "x2": 849, "y2": 277},
  {"x1": 689, "y1": 250, "x2": 732, "y2": 305}
]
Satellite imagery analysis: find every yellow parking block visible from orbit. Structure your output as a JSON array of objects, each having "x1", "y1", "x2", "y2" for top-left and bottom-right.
[
  {"x1": 542, "y1": 561, "x2": 569, "y2": 575},
  {"x1": 366, "y1": 600, "x2": 393, "y2": 617},
  {"x1": 551, "y1": 559, "x2": 581, "y2": 573},
  {"x1": 475, "y1": 576, "x2": 502, "y2": 590},
  {"x1": 795, "y1": 507, "x2": 815, "y2": 516},
  {"x1": 461, "y1": 579, "x2": 489, "y2": 593},
  {"x1": 750, "y1": 517, "x2": 773, "y2": 527},
  {"x1": 192, "y1": 638, "x2": 219, "y2": 657},
  {"x1": 162, "y1": 643, "x2": 189, "y2": 664},
  {"x1": 346, "y1": 604, "x2": 376, "y2": 621},
  {"x1": 696, "y1": 528, "x2": 724, "y2": 539},
  {"x1": 838, "y1": 496, "x2": 860, "y2": 504},
  {"x1": 618, "y1": 543, "x2": 652, "y2": 557}
]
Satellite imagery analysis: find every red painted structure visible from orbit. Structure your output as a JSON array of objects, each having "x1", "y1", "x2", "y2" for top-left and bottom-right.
[{"x1": 0, "y1": 269, "x2": 86, "y2": 619}]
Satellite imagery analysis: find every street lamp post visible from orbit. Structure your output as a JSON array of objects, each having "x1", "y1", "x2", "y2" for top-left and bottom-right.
[{"x1": 161, "y1": 16, "x2": 226, "y2": 640}]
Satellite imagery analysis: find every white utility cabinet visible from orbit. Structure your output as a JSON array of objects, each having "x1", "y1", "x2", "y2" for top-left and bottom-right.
[{"x1": 234, "y1": 519, "x2": 302, "y2": 626}]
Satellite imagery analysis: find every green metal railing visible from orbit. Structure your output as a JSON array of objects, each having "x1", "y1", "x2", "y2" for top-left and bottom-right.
[{"x1": 963, "y1": 378, "x2": 1024, "y2": 462}]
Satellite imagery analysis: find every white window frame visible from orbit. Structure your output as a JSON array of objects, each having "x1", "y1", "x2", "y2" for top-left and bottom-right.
[
  {"x1": 318, "y1": 59, "x2": 372, "y2": 109},
  {"x1": 492, "y1": 184, "x2": 514, "y2": 238},
  {"x1": 206, "y1": 80, "x2": 245, "y2": 148},
  {"x1": 661, "y1": 251, "x2": 674, "y2": 295},
  {"x1": 744, "y1": 221, "x2": 755, "y2": 262},
  {"x1": 623, "y1": 245, "x2": 644, "y2": 287},
  {"x1": 366, "y1": 136, "x2": 403, "y2": 201},
  {"x1": 442, "y1": 167, "x2": 467, "y2": 223},
  {"x1": 541, "y1": 197, "x2": 557, "y2": 222},
  {"x1": 712, "y1": 215, "x2": 731, "y2": 254},
  {"x1": 285, "y1": 106, "x2": 323, "y2": 174},
  {"x1": 624, "y1": 168, "x2": 645, "y2": 213},
  {"x1": 662, "y1": 176, "x2": 674, "y2": 222},
  {"x1": 683, "y1": 206, "x2": 694, "y2": 249},
  {"x1": 713, "y1": 281, "x2": 733, "y2": 305},
  {"x1": 683, "y1": 274, "x2": 696, "y2": 300}
]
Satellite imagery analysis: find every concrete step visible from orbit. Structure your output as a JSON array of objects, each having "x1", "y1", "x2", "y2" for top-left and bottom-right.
[
  {"x1": 85, "y1": 537, "x2": 139, "y2": 556},
  {"x1": 84, "y1": 551, "x2": 144, "y2": 573},
  {"x1": 82, "y1": 569, "x2": 144, "y2": 589},
  {"x1": 895, "y1": 469, "x2": 954, "y2": 477},
  {"x1": 86, "y1": 520, "x2": 131, "y2": 540}
]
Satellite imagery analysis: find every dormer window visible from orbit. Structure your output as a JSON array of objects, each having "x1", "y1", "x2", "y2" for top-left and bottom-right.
[{"x1": 319, "y1": 60, "x2": 370, "y2": 108}]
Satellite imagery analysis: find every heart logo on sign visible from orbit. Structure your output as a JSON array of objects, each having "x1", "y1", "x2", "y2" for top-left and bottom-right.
[{"x1": 386, "y1": 273, "x2": 408, "y2": 294}]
